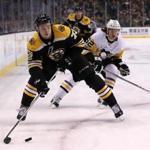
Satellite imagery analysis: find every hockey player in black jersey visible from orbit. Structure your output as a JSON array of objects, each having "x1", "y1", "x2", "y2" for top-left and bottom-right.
[
  {"x1": 64, "y1": 6, "x2": 96, "y2": 41},
  {"x1": 50, "y1": 20, "x2": 130, "y2": 109},
  {"x1": 17, "y1": 14, "x2": 123, "y2": 121}
]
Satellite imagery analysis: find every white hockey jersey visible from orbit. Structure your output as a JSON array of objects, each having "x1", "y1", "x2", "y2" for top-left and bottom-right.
[{"x1": 86, "y1": 28, "x2": 125, "y2": 58}]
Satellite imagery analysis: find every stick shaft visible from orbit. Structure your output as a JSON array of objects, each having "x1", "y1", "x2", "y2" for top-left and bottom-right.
[
  {"x1": 105, "y1": 69, "x2": 150, "y2": 93},
  {"x1": 4, "y1": 73, "x2": 57, "y2": 139}
]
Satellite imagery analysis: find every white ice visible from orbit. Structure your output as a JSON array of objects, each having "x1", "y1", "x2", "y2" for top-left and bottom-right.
[{"x1": 0, "y1": 38, "x2": 150, "y2": 150}]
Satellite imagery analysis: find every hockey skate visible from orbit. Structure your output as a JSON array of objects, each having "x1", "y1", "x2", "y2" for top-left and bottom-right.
[
  {"x1": 111, "y1": 104, "x2": 124, "y2": 121},
  {"x1": 97, "y1": 98, "x2": 108, "y2": 109},
  {"x1": 50, "y1": 97, "x2": 61, "y2": 108},
  {"x1": 17, "y1": 105, "x2": 29, "y2": 121}
]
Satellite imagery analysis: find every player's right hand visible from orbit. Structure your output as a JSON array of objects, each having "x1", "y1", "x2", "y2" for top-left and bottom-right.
[{"x1": 34, "y1": 79, "x2": 49, "y2": 97}]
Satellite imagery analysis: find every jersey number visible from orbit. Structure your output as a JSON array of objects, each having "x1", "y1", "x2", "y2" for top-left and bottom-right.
[{"x1": 71, "y1": 29, "x2": 78, "y2": 39}]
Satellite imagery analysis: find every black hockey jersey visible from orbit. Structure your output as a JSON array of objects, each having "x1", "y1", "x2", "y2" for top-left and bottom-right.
[
  {"x1": 27, "y1": 24, "x2": 85, "y2": 79},
  {"x1": 64, "y1": 13, "x2": 94, "y2": 40}
]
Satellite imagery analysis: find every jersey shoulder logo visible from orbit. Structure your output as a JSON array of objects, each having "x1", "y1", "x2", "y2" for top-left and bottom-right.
[
  {"x1": 81, "y1": 16, "x2": 91, "y2": 25},
  {"x1": 29, "y1": 38, "x2": 35, "y2": 45},
  {"x1": 84, "y1": 18, "x2": 88, "y2": 22},
  {"x1": 58, "y1": 25, "x2": 65, "y2": 32}
]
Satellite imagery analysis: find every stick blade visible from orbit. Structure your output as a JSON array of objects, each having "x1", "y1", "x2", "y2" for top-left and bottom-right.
[{"x1": 3, "y1": 137, "x2": 11, "y2": 144}]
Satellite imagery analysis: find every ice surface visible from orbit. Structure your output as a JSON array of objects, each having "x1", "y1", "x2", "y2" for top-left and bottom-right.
[{"x1": 0, "y1": 38, "x2": 150, "y2": 150}]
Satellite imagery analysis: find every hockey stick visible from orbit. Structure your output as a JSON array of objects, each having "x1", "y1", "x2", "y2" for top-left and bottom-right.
[
  {"x1": 104, "y1": 69, "x2": 150, "y2": 93},
  {"x1": 3, "y1": 73, "x2": 57, "y2": 144}
]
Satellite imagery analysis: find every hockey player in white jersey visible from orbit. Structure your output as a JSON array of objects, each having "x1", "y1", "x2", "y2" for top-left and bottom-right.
[{"x1": 50, "y1": 19, "x2": 130, "y2": 108}]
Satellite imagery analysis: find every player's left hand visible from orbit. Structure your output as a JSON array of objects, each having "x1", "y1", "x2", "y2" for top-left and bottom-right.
[
  {"x1": 94, "y1": 57, "x2": 103, "y2": 73},
  {"x1": 34, "y1": 79, "x2": 49, "y2": 97}
]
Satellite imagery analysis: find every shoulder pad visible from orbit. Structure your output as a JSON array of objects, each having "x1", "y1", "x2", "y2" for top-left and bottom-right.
[
  {"x1": 52, "y1": 24, "x2": 71, "y2": 42},
  {"x1": 27, "y1": 32, "x2": 45, "y2": 52},
  {"x1": 80, "y1": 16, "x2": 91, "y2": 25},
  {"x1": 68, "y1": 13, "x2": 75, "y2": 21}
]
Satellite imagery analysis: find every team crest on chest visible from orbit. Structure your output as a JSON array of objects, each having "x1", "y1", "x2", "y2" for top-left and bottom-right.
[{"x1": 48, "y1": 46, "x2": 65, "y2": 61}]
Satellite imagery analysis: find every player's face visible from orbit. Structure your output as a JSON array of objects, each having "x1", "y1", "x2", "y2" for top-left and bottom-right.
[
  {"x1": 38, "y1": 23, "x2": 51, "y2": 39},
  {"x1": 107, "y1": 29, "x2": 120, "y2": 41},
  {"x1": 75, "y1": 11, "x2": 83, "y2": 20}
]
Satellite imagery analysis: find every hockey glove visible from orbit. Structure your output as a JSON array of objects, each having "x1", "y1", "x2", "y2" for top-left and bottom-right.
[
  {"x1": 118, "y1": 62, "x2": 130, "y2": 76},
  {"x1": 34, "y1": 79, "x2": 49, "y2": 97},
  {"x1": 94, "y1": 57, "x2": 103, "y2": 73}
]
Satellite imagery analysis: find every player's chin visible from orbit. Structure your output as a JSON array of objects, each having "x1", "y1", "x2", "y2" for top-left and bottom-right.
[
  {"x1": 110, "y1": 36, "x2": 117, "y2": 41},
  {"x1": 43, "y1": 34, "x2": 50, "y2": 39}
]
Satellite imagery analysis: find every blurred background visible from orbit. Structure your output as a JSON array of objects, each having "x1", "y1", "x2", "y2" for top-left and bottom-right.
[{"x1": 0, "y1": 0, "x2": 149, "y2": 35}]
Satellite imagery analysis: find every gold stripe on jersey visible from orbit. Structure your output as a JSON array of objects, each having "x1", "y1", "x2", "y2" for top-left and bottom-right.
[
  {"x1": 28, "y1": 61, "x2": 42, "y2": 66},
  {"x1": 27, "y1": 32, "x2": 46, "y2": 52},
  {"x1": 115, "y1": 50, "x2": 124, "y2": 59},
  {"x1": 24, "y1": 83, "x2": 37, "y2": 98},
  {"x1": 52, "y1": 24, "x2": 71, "y2": 42},
  {"x1": 25, "y1": 85, "x2": 37, "y2": 95},
  {"x1": 105, "y1": 79, "x2": 115, "y2": 89},
  {"x1": 97, "y1": 85, "x2": 112, "y2": 100},
  {"x1": 101, "y1": 89, "x2": 112, "y2": 100},
  {"x1": 26, "y1": 83, "x2": 37, "y2": 91},
  {"x1": 24, "y1": 89, "x2": 36, "y2": 98},
  {"x1": 28, "y1": 64, "x2": 42, "y2": 70},
  {"x1": 61, "y1": 81, "x2": 72, "y2": 92},
  {"x1": 72, "y1": 38, "x2": 85, "y2": 48},
  {"x1": 28, "y1": 60, "x2": 42, "y2": 69},
  {"x1": 98, "y1": 87, "x2": 110, "y2": 97},
  {"x1": 97, "y1": 85, "x2": 108, "y2": 95}
]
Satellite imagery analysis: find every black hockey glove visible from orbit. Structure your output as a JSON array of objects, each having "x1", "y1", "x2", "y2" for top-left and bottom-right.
[
  {"x1": 94, "y1": 57, "x2": 103, "y2": 73},
  {"x1": 34, "y1": 79, "x2": 49, "y2": 97},
  {"x1": 118, "y1": 62, "x2": 130, "y2": 76}
]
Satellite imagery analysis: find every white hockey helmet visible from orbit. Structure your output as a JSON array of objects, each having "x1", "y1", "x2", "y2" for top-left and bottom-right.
[{"x1": 106, "y1": 19, "x2": 121, "y2": 30}]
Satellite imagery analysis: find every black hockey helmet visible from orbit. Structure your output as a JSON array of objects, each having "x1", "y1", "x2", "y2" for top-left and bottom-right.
[
  {"x1": 34, "y1": 13, "x2": 51, "y2": 28},
  {"x1": 74, "y1": 6, "x2": 83, "y2": 12}
]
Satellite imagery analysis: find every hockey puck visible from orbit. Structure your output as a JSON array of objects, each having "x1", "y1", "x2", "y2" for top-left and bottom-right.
[{"x1": 25, "y1": 137, "x2": 32, "y2": 142}]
